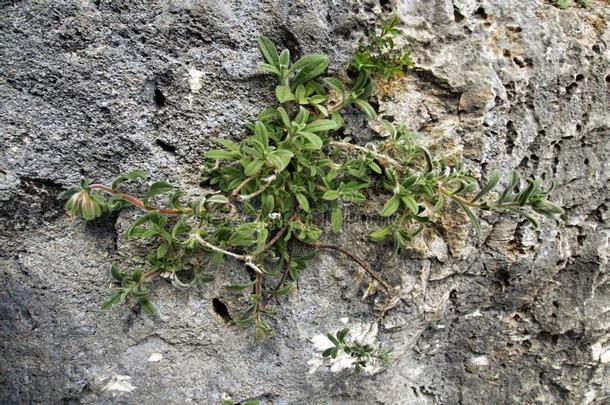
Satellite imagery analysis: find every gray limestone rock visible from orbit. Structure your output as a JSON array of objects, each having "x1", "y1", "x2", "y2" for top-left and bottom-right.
[{"x1": 1, "y1": 0, "x2": 608, "y2": 403}]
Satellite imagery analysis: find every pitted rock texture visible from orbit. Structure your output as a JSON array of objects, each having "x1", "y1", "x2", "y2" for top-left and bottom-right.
[{"x1": 1, "y1": 0, "x2": 608, "y2": 404}]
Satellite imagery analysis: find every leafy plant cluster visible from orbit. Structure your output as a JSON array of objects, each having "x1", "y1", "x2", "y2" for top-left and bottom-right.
[
  {"x1": 61, "y1": 18, "x2": 562, "y2": 350},
  {"x1": 322, "y1": 328, "x2": 392, "y2": 373},
  {"x1": 352, "y1": 16, "x2": 413, "y2": 80}
]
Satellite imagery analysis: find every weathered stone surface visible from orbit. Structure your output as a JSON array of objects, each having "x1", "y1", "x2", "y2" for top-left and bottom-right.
[{"x1": 1, "y1": 0, "x2": 608, "y2": 404}]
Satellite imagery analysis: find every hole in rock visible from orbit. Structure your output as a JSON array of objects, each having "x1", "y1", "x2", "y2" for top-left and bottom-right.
[
  {"x1": 154, "y1": 88, "x2": 166, "y2": 107},
  {"x1": 212, "y1": 298, "x2": 232, "y2": 323},
  {"x1": 513, "y1": 57, "x2": 526, "y2": 68},
  {"x1": 474, "y1": 7, "x2": 488, "y2": 19},
  {"x1": 155, "y1": 139, "x2": 176, "y2": 153},
  {"x1": 565, "y1": 82, "x2": 578, "y2": 96},
  {"x1": 453, "y1": 6, "x2": 465, "y2": 22},
  {"x1": 380, "y1": 0, "x2": 392, "y2": 12}
]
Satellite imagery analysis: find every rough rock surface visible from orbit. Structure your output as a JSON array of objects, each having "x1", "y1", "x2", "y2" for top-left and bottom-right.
[{"x1": 1, "y1": 0, "x2": 608, "y2": 404}]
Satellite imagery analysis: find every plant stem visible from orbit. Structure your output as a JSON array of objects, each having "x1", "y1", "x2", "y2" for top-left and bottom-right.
[
  {"x1": 300, "y1": 241, "x2": 392, "y2": 295},
  {"x1": 231, "y1": 175, "x2": 256, "y2": 198},
  {"x1": 274, "y1": 238, "x2": 293, "y2": 291},
  {"x1": 198, "y1": 239, "x2": 263, "y2": 274},
  {"x1": 262, "y1": 211, "x2": 300, "y2": 252},
  {"x1": 328, "y1": 141, "x2": 401, "y2": 167},
  {"x1": 438, "y1": 186, "x2": 518, "y2": 210},
  {"x1": 255, "y1": 272, "x2": 262, "y2": 322},
  {"x1": 239, "y1": 174, "x2": 276, "y2": 201},
  {"x1": 89, "y1": 184, "x2": 192, "y2": 215}
]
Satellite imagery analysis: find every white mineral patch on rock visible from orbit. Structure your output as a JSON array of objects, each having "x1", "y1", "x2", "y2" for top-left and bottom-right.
[
  {"x1": 188, "y1": 68, "x2": 204, "y2": 93},
  {"x1": 591, "y1": 338, "x2": 610, "y2": 364},
  {"x1": 101, "y1": 375, "x2": 136, "y2": 393},
  {"x1": 148, "y1": 352, "x2": 163, "y2": 362}
]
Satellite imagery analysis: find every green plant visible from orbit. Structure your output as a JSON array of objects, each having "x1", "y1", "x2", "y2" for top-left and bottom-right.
[
  {"x1": 352, "y1": 16, "x2": 414, "y2": 80},
  {"x1": 555, "y1": 0, "x2": 588, "y2": 8},
  {"x1": 322, "y1": 328, "x2": 391, "y2": 373},
  {"x1": 61, "y1": 30, "x2": 562, "y2": 340}
]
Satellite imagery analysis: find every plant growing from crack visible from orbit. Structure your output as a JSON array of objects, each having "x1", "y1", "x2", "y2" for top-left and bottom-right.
[
  {"x1": 352, "y1": 16, "x2": 413, "y2": 81},
  {"x1": 61, "y1": 19, "x2": 563, "y2": 349}
]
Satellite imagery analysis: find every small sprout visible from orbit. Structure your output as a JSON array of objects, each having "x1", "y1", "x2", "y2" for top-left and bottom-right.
[
  {"x1": 352, "y1": 16, "x2": 414, "y2": 81},
  {"x1": 322, "y1": 328, "x2": 392, "y2": 373}
]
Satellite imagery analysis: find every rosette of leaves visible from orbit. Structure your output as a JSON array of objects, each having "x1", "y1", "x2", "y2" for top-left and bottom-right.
[{"x1": 61, "y1": 28, "x2": 562, "y2": 340}]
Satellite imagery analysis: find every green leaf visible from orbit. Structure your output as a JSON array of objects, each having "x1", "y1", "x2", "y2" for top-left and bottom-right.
[
  {"x1": 369, "y1": 227, "x2": 391, "y2": 242},
  {"x1": 279, "y1": 49, "x2": 290, "y2": 67},
  {"x1": 254, "y1": 121, "x2": 269, "y2": 146},
  {"x1": 331, "y1": 204, "x2": 342, "y2": 233},
  {"x1": 101, "y1": 291, "x2": 124, "y2": 310},
  {"x1": 368, "y1": 161, "x2": 382, "y2": 174},
  {"x1": 380, "y1": 119, "x2": 397, "y2": 138},
  {"x1": 381, "y1": 194, "x2": 400, "y2": 217},
  {"x1": 295, "y1": 106, "x2": 310, "y2": 124},
  {"x1": 295, "y1": 193, "x2": 310, "y2": 212},
  {"x1": 265, "y1": 283, "x2": 294, "y2": 296},
  {"x1": 226, "y1": 282, "x2": 255, "y2": 292},
  {"x1": 330, "y1": 112, "x2": 344, "y2": 128},
  {"x1": 304, "y1": 119, "x2": 337, "y2": 133},
  {"x1": 261, "y1": 194, "x2": 274, "y2": 217},
  {"x1": 417, "y1": 145, "x2": 434, "y2": 172},
  {"x1": 289, "y1": 54, "x2": 330, "y2": 81},
  {"x1": 257, "y1": 35, "x2": 279, "y2": 68},
  {"x1": 508, "y1": 207, "x2": 539, "y2": 228},
  {"x1": 294, "y1": 84, "x2": 306, "y2": 102},
  {"x1": 277, "y1": 107, "x2": 291, "y2": 129},
  {"x1": 275, "y1": 85, "x2": 295, "y2": 103},
  {"x1": 471, "y1": 171, "x2": 500, "y2": 202},
  {"x1": 353, "y1": 99, "x2": 377, "y2": 119},
  {"x1": 517, "y1": 179, "x2": 536, "y2": 206},
  {"x1": 110, "y1": 263, "x2": 124, "y2": 282},
  {"x1": 244, "y1": 159, "x2": 265, "y2": 176},
  {"x1": 456, "y1": 201, "x2": 482, "y2": 235},
  {"x1": 255, "y1": 227, "x2": 269, "y2": 252},
  {"x1": 299, "y1": 132, "x2": 323, "y2": 150},
  {"x1": 498, "y1": 171, "x2": 519, "y2": 204},
  {"x1": 206, "y1": 194, "x2": 229, "y2": 205},
  {"x1": 556, "y1": 0, "x2": 569, "y2": 8},
  {"x1": 401, "y1": 194, "x2": 419, "y2": 215},
  {"x1": 157, "y1": 243, "x2": 169, "y2": 259},
  {"x1": 323, "y1": 77, "x2": 346, "y2": 97},
  {"x1": 111, "y1": 169, "x2": 146, "y2": 190},
  {"x1": 337, "y1": 328, "x2": 349, "y2": 342},
  {"x1": 139, "y1": 298, "x2": 154, "y2": 315},
  {"x1": 322, "y1": 190, "x2": 340, "y2": 200},
  {"x1": 145, "y1": 181, "x2": 174, "y2": 199},
  {"x1": 293, "y1": 59, "x2": 329, "y2": 85},
  {"x1": 204, "y1": 150, "x2": 237, "y2": 160},
  {"x1": 259, "y1": 63, "x2": 280, "y2": 75},
  {"x1": 269, "y1": 149, "x2": 294, "y2": 172}
]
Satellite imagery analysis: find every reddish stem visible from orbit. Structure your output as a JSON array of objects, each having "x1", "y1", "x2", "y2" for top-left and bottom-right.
[
  {"x1": 300, "y1": 242, "x2": 392, "y2": 295},
  {"x1": 89, "y1": 184, "x2": 190, "y2": 215}
]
